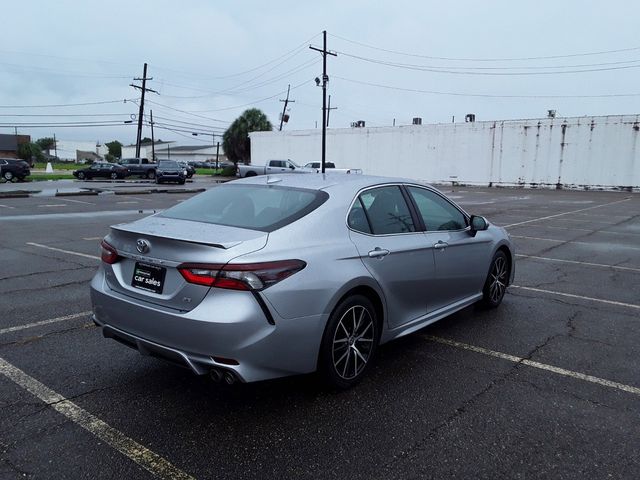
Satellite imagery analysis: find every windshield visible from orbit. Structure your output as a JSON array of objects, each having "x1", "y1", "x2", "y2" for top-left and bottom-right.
[
  {"x1": 158, "y1": 161, "x2": 180, "y2": 169},
  {"x1": 159, "y1": 184, "x2": 329, "y2": 232}
]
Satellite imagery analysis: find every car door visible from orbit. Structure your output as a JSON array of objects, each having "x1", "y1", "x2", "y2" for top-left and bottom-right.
[
  {"x1": 265, "y1": 160, "x2": 287, "y2": 174},
  {"x1": 405, "y1": 186, "x2": 493, "y2": 311},
  {"x1": 87, "y1": 164, "x2": 101, "y2": 179},
  {"x1": 348, "y1": 185, "x2": 436, "y2": 329}
]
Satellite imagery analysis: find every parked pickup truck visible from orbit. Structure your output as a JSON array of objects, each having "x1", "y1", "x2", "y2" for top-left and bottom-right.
[
  {"x1": 119, "y1": 158, "x2": 157, "y2": 179},
  {"x1": 237, "y1": 159, "x2": 362, "y2": 177},
  {"x1": 236, "y1": 159, "x2": 312, "y2": 178}
]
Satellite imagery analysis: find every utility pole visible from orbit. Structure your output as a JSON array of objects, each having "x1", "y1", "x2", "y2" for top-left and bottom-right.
[
  {"x1": 53, "y1": 133, "x2": 57, "y2": 159},
  {"x1": 215, "y1": 142, "x2": 220, "y2": 170},
  {"x1": 310, "y1": 30, "x2": 337, "y2": 173},
  {"x1": 130, "y1": 63, "x2": 158, "y2": 158},
  {"x1": 279, "y1": 84, "x2": 295, "y2": 131},
  {"x1": 150, "y1": 110, "x2": 156, "y2": 161},
  {"x1": 326, "y1": 95, "x2": 337, "y2": 127}
]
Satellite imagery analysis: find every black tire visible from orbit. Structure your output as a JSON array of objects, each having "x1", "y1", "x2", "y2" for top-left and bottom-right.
[
  {"x1": 319, "y1": 295, "x2": 379, "y2": 389},
  {"x1": 77, "y1": 172, "x2": 86, "y2": 180},
  {"x1": 245, "y1": 171, "x2": 257, "y2": 177},
  {"x1": 155, "y1": 178, "x2": 161, "y2": 184},
  {"x1": 3, "y1": 171, "x2": 14, "y2": 181},
  {"x1": 480, "y1": 251, "x2": 509, "y2": 308},
  {"x1": 110, "y1": 172, "x2": 118, "y2": 180},
  {"x1": 179, "y1": 179, "x2": 186, "y2": 185},
  {"x1": 146, "y1": 170, "x2": 156, "y2": 179}
]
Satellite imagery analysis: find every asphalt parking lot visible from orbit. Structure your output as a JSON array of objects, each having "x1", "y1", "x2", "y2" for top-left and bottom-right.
[{"x1": 1, "y1": 183, "x2": 639, "y2": 479}]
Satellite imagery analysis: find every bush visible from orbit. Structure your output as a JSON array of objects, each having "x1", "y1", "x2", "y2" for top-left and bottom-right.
[{"x1": 220, "y1": 165, "x2": 236, "y2": 176}]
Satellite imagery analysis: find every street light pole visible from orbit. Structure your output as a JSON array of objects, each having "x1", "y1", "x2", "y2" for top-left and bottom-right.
[{"x1": 309, "y1": 30, "x2": 337, "y2": 174}]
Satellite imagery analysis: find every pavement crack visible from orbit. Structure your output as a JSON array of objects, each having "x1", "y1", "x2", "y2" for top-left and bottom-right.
[
  {"x1": 0, "y1": 265, "x2": 93, "y2": 282},
  {"x1": 1, "y1": 278, "x2": 93, "y2": 296},
  {"x1": 0, "y1": 323, "x2": 95, "y2": 349}
]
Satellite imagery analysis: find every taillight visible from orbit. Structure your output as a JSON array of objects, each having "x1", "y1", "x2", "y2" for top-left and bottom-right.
[
  {"x1": 100, "y1": 240, "x2": 120, "y2": 264},
  {"x1": 178, "y1": 260, "x2": 306, "y2": 291}
]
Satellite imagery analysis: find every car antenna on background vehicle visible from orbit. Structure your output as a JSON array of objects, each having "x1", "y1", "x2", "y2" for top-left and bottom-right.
[{"x1": 266, "y1": 176, "x2": 282, "y2": 184}]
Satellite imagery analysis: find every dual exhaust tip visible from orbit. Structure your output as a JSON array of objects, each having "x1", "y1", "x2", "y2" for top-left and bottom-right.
[{"x1": 209, "y1": 368, "x2": 237, "y2": 385}]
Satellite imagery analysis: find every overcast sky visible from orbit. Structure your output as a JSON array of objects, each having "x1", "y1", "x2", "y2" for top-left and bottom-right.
[{"x1": 2, "y1": 0, "x2": 640, "y2": 146}]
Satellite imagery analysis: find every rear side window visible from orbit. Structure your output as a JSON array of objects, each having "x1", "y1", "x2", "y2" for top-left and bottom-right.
[
  {"x1": 160, "y1": 184, "x2": 328, "y2": 232},
  {"x1": 350, "y1": 186, "x2": 416, "y2": 235}
]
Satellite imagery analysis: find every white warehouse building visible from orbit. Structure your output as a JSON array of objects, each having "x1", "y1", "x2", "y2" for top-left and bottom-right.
[{"x1": 250, "y1": 114, "x2": 640, "y2": 190}]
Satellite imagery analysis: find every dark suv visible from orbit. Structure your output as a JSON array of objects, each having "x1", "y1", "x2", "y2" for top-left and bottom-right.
[
  {"x1": 0, "y1": 158, "x2": 31, "y2": 182},
  {"x1": 156, "y1": 160, "x2": 186, "y2": 184}
]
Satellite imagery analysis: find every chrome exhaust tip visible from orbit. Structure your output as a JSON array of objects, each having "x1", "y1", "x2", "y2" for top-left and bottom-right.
[
  {"x1": 223, "y1": 371, "x2": 236, "y2": 385},
  {"x1": 209, "y1": 369, "x2": 223, "y2": 382}
]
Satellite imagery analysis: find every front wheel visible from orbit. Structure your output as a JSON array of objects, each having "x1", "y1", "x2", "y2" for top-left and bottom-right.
[
  {"x1": 110, "y1": 172, "x2": 118, "y2": 180},
  {"x1": 319, "y1": 295, "x2": 379, "y2": 389},
  {"x1": 3, "y1": 171, "x2": 14, "y2": 181},
  {"x1": 146, "y1": 170, "x2": 155, "y2": 179},
  {"x1": 77, "y1": 172, "x2": 86, "y2": 180},
  {"x1": 481, "y1": 251, "x2": 509, "y2": 308}
]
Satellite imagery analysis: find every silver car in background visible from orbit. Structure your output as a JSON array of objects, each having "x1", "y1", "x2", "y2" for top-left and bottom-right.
[{"x1": 91, "y1": 174, "x2": 514, "y2": 388}]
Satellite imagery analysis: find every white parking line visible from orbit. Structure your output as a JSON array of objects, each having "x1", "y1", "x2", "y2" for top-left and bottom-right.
[
  {"x1": 503, "y1": 197, "x2": 631, "y2": 228},
  {"x1": 0, "y1": 311, "x2": 92, "y2": 336},
  {"x1": 83, "y1": 237, "x2": 102, "y2": 241},
  {"x1": 511, "y1": 235, "x2": 640, "y2": 250},
  {"x1": 26, "y1": 242, "x2": 100, "y2": 260},
  {"x1": 424, "y1": 335, "x2": 640, "y2": 396},
  {"x1": 0, "y1": 204, "x2": 15, "y2": 209},
  {"x1": 511, "y1": 285, "x2": 640, "y2": 310},
  {"x1": 117, "y1": 201, "x2": 138, "y2": 204},
  {"x1": 515, "y1": 254, "x2": 640, "y2": 273},
  {"x1": 0, "y1": 358, "x2": 195, "y2": 480},
  {"x1": 37, "y1": 204, "x2": 67, "y2": 208},
  {"x1": 58, "y1": 197, "x2": 96, "y2": 205}
]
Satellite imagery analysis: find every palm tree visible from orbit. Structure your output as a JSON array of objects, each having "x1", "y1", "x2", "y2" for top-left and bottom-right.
[{"x1": 222, "y1": 108, "x2": 272, "y2": 165}]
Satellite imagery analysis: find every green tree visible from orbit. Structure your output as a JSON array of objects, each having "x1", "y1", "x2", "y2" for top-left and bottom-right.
[
  {"x1": 222, "y1": 108, "x2": 272, "y2": 165},
  {"x1": 105, "y1": 140, "x2": 123, "y2": 159},
  {"x1": 35, "y1": 137, "x2": 56, "y2": 153},
  {"x1": 17, "y1": 142, "x2": 44, "y2": 164}
]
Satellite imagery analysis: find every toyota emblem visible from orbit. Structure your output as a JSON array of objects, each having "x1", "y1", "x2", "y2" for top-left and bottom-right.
[{"x1": 136, "y1": 239, "x2": 150, "y2": 254}]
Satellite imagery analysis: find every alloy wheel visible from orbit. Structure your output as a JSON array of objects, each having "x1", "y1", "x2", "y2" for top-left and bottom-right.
[
  {"x1": 489, "y1": 256, "x2": 508, "y2": 303},
  {"x1": 332, "y1": 305, "x2": 375, "y2": 380}
]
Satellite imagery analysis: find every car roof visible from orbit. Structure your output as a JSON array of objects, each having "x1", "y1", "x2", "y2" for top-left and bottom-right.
[{"x1": 234, "y1": 172, "x2": 430, "y2": 193}]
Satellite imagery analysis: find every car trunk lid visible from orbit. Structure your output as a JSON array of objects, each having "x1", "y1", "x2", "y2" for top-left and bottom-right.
[{"x1": 104, "y1": 215, "x2": 267, "y2": 311}]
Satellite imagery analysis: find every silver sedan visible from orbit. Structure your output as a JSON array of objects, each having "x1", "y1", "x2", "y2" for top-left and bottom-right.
[{"x1": 91, "y1": 174, "x2": 514, "y2": 388}]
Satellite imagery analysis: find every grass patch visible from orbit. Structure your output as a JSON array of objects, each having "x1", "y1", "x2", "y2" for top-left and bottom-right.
[
  {"x1": 27, "y1": 174, "x2": 75, "y2": 181},
  {"x1": 33, "y1": 162, "x2": 79, "y2": 170}
]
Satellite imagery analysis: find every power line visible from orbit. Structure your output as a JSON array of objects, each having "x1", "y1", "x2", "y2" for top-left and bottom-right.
[
  {"x1": 337, "y1": 51, "x2": 640, "y2": 75},
  {"x1": 334, "y1": 75, "x2": 640, "y2": 98},
  {"x1": 330, "y1": 32, "x2": 640, "y2": 62},
  {"x1": 0, "y1": 99, "x2": 134, "y2": 109}
]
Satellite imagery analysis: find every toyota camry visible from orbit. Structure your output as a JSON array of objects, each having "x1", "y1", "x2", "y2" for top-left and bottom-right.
[{"x1": 91, "y1": 174, "x2": 514, "y2": 388}]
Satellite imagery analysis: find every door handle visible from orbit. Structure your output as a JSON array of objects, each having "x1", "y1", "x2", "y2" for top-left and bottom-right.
[
  {"x1": 368, "y1": 247, "x2": 390, "y2": 258},
  {"x1": 433, "y1": 240, "x2": 448, "y2": 250}
]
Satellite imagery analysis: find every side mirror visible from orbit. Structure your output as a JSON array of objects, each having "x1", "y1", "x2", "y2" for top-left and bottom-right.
[
  {"x1": 469, "y1": 215, "x2": 488, "y2": 236},
  {"x1": 289, "y1": 165, "x2": 295, "y2": 170}
]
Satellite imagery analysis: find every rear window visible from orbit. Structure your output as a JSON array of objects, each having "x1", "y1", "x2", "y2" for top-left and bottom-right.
[{"x1": 159, "y1": 184, "x2": 329, "y2": 232}]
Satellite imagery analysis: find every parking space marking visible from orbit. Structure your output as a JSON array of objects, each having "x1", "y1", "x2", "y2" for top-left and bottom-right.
[
  {"x1": 26, "y1": 242, "x2": 100, "y2": 260},
  {"x1": 0, "y1": 358, "x2": 196, "y2": 480},
  {"x1": 83, "y1": 237, "x2": 102, "y2": 241},
  {"x1": 511, "y1": 235, "x2": 640, "y2": 250},
  {"x1": 0, "y1": 311, "x2": 92, "y2": 335},
  {"x1": 511, "y1": 285, "x2": 640, "y2": 310},
  {"x1": 58, "y1": 197, "x2": 96, "y2": 205},
  {"x1": 424, "y1": 335, "x2": 640, "y2": 396},
  {"x1": 515, "y1": 254, "x2": 640, "y2": 273},
  {"x1": 37, "y1": 204, "x2": 67, "y2": 208},
  {"x1": 117, "y1": 201, "x2": 139, "y2": 204},
  {"x1": 502, "y1": 197, "x2": 631, "y2": 228},
  {"x1": 0, "y1": 204, "x2": 15, "y2": 209}
]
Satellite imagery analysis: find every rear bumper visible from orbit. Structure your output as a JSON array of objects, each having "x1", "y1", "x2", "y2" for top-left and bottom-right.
[{"x1": 90, "y1": 270, "x2": 327, "y2": 382}]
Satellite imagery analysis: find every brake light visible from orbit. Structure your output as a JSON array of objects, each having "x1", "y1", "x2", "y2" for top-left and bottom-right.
[
  {"x1": 178, "y1": 260, "x2": 306, "y2": 291},
  {"x1": 100, "y1": 240, "x2": 120, "y2": 264}
]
